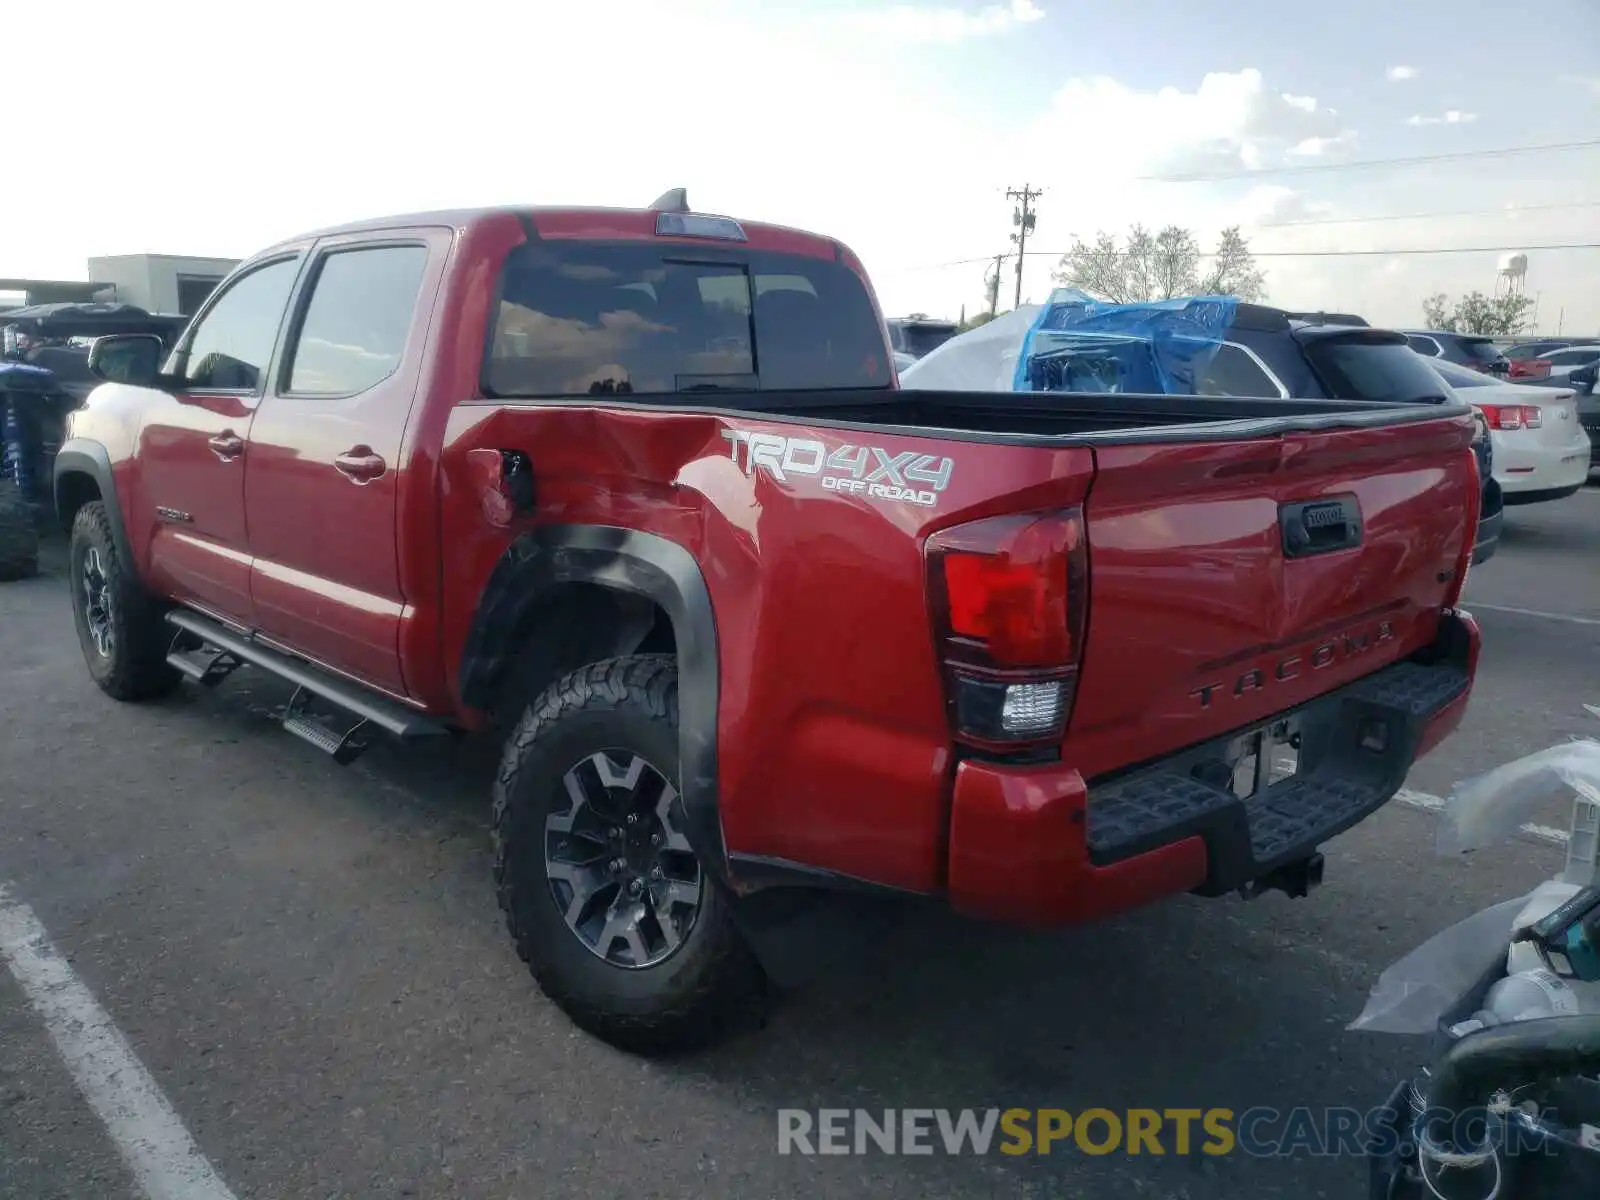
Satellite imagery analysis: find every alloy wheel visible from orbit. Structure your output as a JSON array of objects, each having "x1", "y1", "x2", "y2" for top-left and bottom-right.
[
  {"x1": 81, "y1": 546, "x2": 115, "y2": 658},
  {"x1": 544, "y1": 750, "x2": 703, "y2": 969}
]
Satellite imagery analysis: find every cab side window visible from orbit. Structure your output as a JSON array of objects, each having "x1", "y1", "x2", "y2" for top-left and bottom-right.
[
  {"x1": 175, "y1": 258, "x2": 299, "y2": 391},
  {"x1": 284, "y1": 245, "x2": 429, "y2": 396}
]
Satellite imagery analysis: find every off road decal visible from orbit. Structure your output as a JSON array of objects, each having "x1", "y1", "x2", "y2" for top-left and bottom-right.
[{"x1": 720, "y1": 430, "x2": 953, "y2": 508}]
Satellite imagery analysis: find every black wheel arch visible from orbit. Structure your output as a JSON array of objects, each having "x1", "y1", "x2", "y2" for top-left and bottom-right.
[
  {"x1": 460, "y1": 524, "x2": 726, "y2": 878},
  {"x1": 54, "y1": 440, "x2": 136, "y2": 573}
]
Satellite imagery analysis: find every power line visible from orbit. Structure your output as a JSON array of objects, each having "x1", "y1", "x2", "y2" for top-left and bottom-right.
[
  {"x1": 908, "y1": 241, "x2": 1600, "y2": 271},
  {"x1": 1254, "y1": 199, "x2": 1600, "y2": 229},
  {"x1": 1140, "y1": 138, "x2": 1600, "y2": 183}
]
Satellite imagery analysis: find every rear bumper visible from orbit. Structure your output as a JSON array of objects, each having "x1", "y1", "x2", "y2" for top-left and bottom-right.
[
  {"x1": 1496, "y1": 435, "x2": 1591, "y2": 501},
  {"x1": 946, "y1": 610, "x2": 1480, "y2": 925}
]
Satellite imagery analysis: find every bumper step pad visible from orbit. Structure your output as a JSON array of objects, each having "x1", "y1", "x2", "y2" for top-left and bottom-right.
[{"x1": 1085, "y1": 655, "x2": 1469, "y2": 895}]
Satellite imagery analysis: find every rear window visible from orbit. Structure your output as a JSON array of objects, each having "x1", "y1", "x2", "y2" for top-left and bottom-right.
[
  {"x1": 1461, "y1": 339, "x2": 1507, "y2": 363},
  {"x1": 896, "y1": 323, "x2": 958, "y2": 358},
  {"x1": 484, "y1": 243, "x2": 892, "y2": 398},
  {"x1": 1429, "y1": 358, "x2": 1496, "y2": 389},
  {"x1": 1304, "y1": 337, "x2": 1452, "y2": 403}
]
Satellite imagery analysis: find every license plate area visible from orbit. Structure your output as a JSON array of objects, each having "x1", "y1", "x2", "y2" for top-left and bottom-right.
[{"x1": 1224, "y1": 717, "x2": 1302, "y2": 801}]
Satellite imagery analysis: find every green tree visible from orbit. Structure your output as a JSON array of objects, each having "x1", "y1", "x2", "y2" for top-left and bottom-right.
[
  {"x1": 1053, "y1": 224, "x2": 1265, "y2": 303},
  {"x1": 1418, "y1": 290, "x2": 1534, "y2": 336},
  {"x1": 1198, "y1": 226, "x2": 1268, "y2": 302}
]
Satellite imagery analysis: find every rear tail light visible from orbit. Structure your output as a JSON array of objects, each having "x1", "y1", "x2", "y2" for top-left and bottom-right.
[
  {"x1": 926, "y1": 510, "x2": 1088, "y2": 751},
  {"x1": 1478, "y1": 403, "x2": 1542, "y2": 431},
  {"x1": 1508, "y1": 359, "x2": 1551, "y2": 380}
]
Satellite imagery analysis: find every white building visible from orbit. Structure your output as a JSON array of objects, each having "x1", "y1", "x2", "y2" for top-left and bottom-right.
[{"x1": 86, "y1": 253, "x2": 240, "y2": 316}]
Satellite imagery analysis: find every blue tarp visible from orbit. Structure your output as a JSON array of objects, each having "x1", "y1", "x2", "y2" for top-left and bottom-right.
[{"x1": 1010, "y1": 288, "x2": 1240, "y2": 396}]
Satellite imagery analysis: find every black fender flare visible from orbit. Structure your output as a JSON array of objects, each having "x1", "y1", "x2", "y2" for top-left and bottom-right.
[
  {"x1": 460, "y1": 524, "x2": 725, "y2": 877},
  {"x1": 54, "y1": 439, "x2": 137, "y2": 574}
]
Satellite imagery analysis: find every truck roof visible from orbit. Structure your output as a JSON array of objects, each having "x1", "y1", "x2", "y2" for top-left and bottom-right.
[{"x1": 267, "y1": 203, "x2": 848, "y2": 264}]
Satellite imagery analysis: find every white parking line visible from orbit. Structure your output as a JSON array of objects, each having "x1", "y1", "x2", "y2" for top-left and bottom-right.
[
  {"x1": 1466, "y1": 602, "x2": 1600, "y2": 627},
  {"x1": 1395, "y1": 787, "x2": 1572, "y2": 847},
  {"x1": 0, "y1": 885, "x2": 239, "y2": 1200}
]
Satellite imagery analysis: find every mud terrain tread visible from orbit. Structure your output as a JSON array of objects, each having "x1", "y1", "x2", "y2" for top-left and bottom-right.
[
  {"x1": 492, "y1": 654, "x2": 761, "y2": 1055},
  {"x1": 0, "y1": 480, "x2": 39, "y2": 581},
  {"x1": 69, "y1": 501, "x2": 181, "y2": 701}
]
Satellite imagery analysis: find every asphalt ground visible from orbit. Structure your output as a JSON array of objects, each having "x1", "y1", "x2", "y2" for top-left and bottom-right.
[{"x1": 3, "y1": 487, "x2": 1598, "y2": 1200}]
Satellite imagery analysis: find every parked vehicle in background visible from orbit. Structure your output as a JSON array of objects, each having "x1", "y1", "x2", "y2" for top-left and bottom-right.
[
  {"x1": 1506, "y1": 337, "x2": 1598, "y2": 360},
  {"x1": 885, "y1": 314, "x2": 958, "y2": 359},
  {"x1": 1527, "y1": 344, "x2": 1600, "y2": 392},
  {"x1": 1568, "y1": 363, "x2": 1600, "y2": 469},
  {"x1": 56, "y1": 200, "x2": 1484, "y2": 1053},
  {"x1": 1401, "y1": 330, "x2": 1511, "y2": 377},
  {"x1": 893, "y1": 350, "x2": 916, "y2": 374},
  {"x1": 1423, "y1": 358, "x2": 1591, "y2": 502},
  {"x1": 0, "y1": 303, "x2": 188, "y2": 580},
  {"x1": 903, "y1": 299, "x2": 1502, "y2": 565}
]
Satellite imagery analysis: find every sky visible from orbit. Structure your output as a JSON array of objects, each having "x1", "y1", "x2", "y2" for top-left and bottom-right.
[{"x1": 7, "y1": 0, "x2": 1598, "y2": 334}]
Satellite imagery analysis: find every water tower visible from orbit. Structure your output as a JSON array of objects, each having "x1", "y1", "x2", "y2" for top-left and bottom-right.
[{"x1": 1496, "y1": 251, "x2": 1528, "y2": 298}]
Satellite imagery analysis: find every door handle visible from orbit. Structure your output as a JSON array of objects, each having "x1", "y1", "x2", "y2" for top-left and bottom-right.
[
  {"x1": 207, "y1": 431, "x2": 245, "y2": 461},
  {"x1": 334, "y1": 446, "x2": 386, "y2": 483}
]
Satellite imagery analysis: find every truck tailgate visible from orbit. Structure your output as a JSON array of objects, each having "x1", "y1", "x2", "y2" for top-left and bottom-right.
[{"x1": 1066, "y1": 413, "x2": 1478, "y2": 781}]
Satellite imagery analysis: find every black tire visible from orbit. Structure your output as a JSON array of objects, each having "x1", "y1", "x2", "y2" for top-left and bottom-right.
[
  {"x1": 493, "y1": 655, "x2": 763, "y2": 1055},
  {"x1": 68, "y1": 502, "x2": 181, "y2": 701},
  {"x1": 0, "y1": 479, "x2": 39, "y2": 581}
]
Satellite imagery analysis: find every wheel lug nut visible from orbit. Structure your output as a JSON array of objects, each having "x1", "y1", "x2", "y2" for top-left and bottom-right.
[
  {"x1": 650, "y1": 833, "x2": 662, "y2": 847},
  {"x1": 626, "y1": 813, "x2": 639, "y2": 825},
  {"x1": 650, "y1": 866, "x2": 663, "y2": 881},
  {"x1": 628, "y1": 879, "x2": 644, "y2": 897},
  {"x1": 610, "y1": 858, "x2": 625, "y2": 874}
]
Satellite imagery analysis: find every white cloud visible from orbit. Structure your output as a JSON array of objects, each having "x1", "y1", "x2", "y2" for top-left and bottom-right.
[
  {"x1": 1022, "y1": 68, "x2": 1351, "y2": 182},
  {"x1": 1235, "y1": 186, "x2": 1336, "y2": 226},
  {"x1": 1386, "y1": 65, "x2": 1418, "y2": 81},
  {"x1": 1288, "y1": 132, "x2": 1358, "y2": 157},
  {"x1": 1405, "y1": 110, "x2": 1477, "y2": 126},
  {"x1": 844, "y1": 0, "x2": 1046, "y2": 43}
]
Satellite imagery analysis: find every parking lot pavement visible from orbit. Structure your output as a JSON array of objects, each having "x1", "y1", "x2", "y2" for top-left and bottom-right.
[{"x1": 2, "y1": 487, "x2": 1597, "y2": 1200}]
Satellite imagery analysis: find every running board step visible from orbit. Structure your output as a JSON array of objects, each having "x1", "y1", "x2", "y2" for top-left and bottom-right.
[
  {"x1": 166, "y1": 637, "x2": 244, "y2": 687},
  {"x1": 283, "y1": 686, "x2": 372, "y2": 765},
  {"x1": 163, "y1": 610, "x2": 448, "y2": 755}
]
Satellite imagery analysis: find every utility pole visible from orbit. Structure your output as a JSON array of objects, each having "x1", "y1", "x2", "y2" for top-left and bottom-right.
[
  {"x1": 985, "y1": 253, "x2": 1006, "y2": 316},
  {"x1": 1006, "y1": 184, "x2": 1042, "y2": 309}
]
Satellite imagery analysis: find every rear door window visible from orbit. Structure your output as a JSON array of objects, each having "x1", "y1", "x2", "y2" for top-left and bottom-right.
[
  {"x1": 1406, "y1": 335, "x2": 1441, "y2": 356},
  {"x1": 485, "y1": 243, "x2": 892, "y2": 397},
  {"x1": 1304, "y1": 337, "x2": 1452, "y2": 403},
  {"x1": 1196, "y1": 342, "x2": 1286, "y2": 398},
  {"x1": 286, "y1": 244, "x2": 429, "y2": 396}
]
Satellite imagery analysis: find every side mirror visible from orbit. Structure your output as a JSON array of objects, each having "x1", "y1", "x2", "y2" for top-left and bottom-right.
[{"x1": 87, "y1": 334, "x2": 167, "y2": 386}]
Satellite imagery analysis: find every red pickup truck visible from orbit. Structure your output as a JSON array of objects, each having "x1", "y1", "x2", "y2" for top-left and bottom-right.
[{"x1": 56, "y1": 193, "x2": 1481, "y2": 1053}]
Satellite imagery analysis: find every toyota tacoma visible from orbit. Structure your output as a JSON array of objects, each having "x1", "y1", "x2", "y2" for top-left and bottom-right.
[{"x1": 57, "y1": 192, "x2": 1482, "y2": 1053}]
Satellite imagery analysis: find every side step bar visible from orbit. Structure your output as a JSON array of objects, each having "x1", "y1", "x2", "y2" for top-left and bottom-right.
[{"x1": 164, "y1": 609, "x2": 449, "y2": 764}]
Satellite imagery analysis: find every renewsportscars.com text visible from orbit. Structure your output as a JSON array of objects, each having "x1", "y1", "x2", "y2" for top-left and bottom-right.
[{"x1": 776, "y1": 1106, "x2": 1546, "y2": 1159}]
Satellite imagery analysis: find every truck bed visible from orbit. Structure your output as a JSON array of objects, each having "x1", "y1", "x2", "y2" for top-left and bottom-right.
[{"x1": 648, "y1": 385, "x2": 1465, "y2": 443}]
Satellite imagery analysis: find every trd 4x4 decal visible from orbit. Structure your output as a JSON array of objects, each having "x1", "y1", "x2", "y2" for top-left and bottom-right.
[{"x1": 720, "y1": 430, "x2": 954, "y2": 508}]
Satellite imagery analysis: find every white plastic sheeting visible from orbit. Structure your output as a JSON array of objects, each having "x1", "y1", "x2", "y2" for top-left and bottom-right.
[{"x1": 896, "y1": 306, "x2": 1042, "y2": 393}]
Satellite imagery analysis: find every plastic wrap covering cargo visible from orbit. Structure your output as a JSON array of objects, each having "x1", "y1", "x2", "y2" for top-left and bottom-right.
[{"x1": 1010, "y1": 288, "x2": 1239, "y2": 395}]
